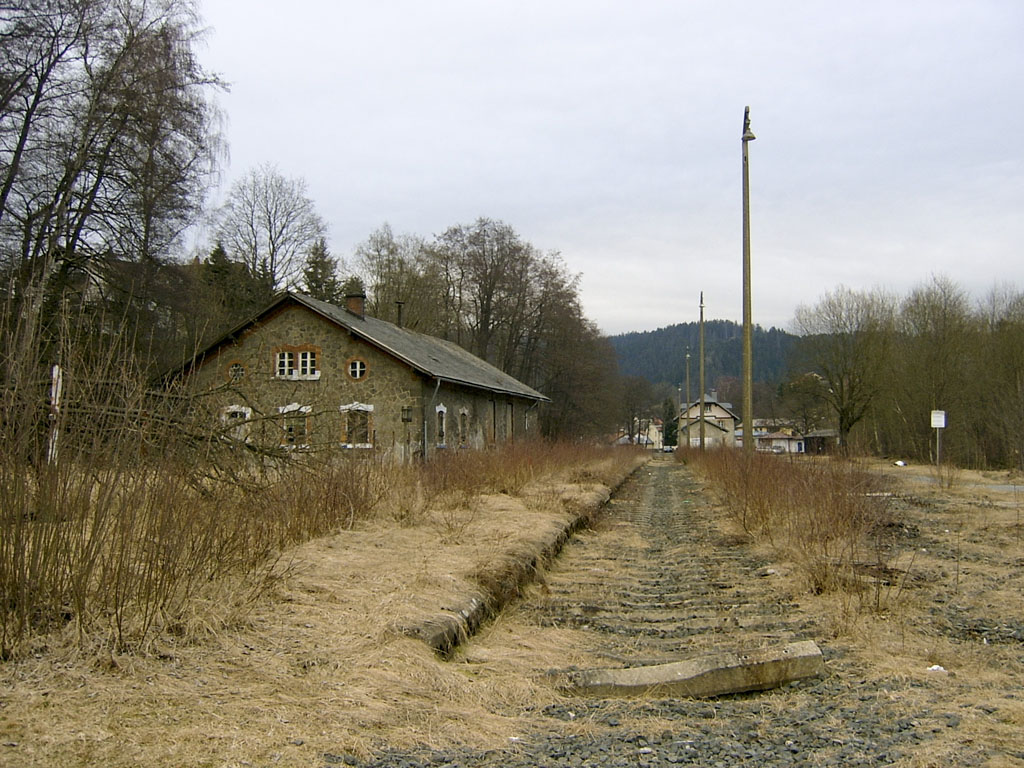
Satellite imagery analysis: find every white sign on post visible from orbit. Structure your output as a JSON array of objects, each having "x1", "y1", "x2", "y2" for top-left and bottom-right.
[{"x1": 931, "y1": 410, "x2": 946, "y2": 468}]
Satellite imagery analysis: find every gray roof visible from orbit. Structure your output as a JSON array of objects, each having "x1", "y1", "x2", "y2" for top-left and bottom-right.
[
  {"x1": 681, "y1": 397, "x2": 739, "y2": 420},
  {"x1": 197, "y1": 292, "x2": 548, "y2": 402}
]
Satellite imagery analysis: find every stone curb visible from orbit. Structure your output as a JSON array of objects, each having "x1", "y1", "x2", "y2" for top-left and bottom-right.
[
  {"x1": 561, "y1": 640, "x2": 826, "y2": 698},
  {"x1": 403, "y1": 460, "x2": 647, "y2": 656}
]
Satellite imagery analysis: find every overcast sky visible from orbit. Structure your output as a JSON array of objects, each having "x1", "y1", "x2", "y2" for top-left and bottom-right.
[{"x1": 196, "y1": 1, "x2": 1024, "y2": 335}]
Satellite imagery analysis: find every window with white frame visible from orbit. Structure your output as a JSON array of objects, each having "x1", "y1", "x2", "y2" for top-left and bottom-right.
[
  {"x1": 274, "y1": 346, "x2": 320, "y2": 380},
  {"x1": 278, "y1": 403, "x2": 312, "y2": 446},
  {"x1": 276, "y1": 351, "x2": 294, "y2": 378},
  {"x1": 298, "y1": 349, "x2": 317, "y2": 377},
  {"x1": 339, "y1": 402, "x2": 374, "y2": 448},
  {"x1": 347, "y1": 358, "x2": 367, "y2": 380},
  {"x1": 220, "y1": 405, "x2": 252, "y2": 442},
  {"x1": 436, "y1": 403, "x2": 447, "y2": 446}
]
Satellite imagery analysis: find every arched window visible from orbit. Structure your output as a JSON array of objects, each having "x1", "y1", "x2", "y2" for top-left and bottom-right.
[
  {"x1": 339, "y1": 403, "x2": 374, "y2": 448},
  {"x1": 436, "y1": 403, "x2": 447, "y2": 446}
]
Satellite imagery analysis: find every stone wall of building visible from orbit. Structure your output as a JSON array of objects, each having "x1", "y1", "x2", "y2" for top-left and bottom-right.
[
  {"x1": 425, "y1": 383, "x2": 540, "y2": 455},
  {"x1": 188, "y1": 303, "x2": 541, "y2": 459}
]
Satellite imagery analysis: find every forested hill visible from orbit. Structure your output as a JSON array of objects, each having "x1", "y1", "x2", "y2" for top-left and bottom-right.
[{"x1": 609, "y1": 321, "x2": 797, "y2": 389}]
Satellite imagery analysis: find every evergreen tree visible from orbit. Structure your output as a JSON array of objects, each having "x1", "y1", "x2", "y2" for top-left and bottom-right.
[
  {"x1": 662, "y1": 399, "x2": 678, "y2": 446},
  {"x1": 301, "y1": 238, "x2": 343, "y2": 303},
  {"x1": 201, "y1": 242, "x2": 274, "y2": 324}
]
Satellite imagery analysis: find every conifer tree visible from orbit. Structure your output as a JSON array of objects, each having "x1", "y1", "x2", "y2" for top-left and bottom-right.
[{"x1": 301, "y1": 238, "x2": 343, "y2": 303}]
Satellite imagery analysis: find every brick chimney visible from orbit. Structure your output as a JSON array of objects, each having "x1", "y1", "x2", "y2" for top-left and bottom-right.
[{"x1": 345, "y1": 291, "x2": 366, "y2": 319}]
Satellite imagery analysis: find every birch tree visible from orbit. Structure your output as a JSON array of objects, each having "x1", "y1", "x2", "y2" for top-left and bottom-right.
[{"x1": 1, "y1": 0, "x2": 221, "y2": 374}]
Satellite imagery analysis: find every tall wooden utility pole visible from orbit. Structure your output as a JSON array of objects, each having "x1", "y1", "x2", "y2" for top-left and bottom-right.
[
  {"x1": 685, "y1": 349, "x2": 691, "y2": 411},
  {"x1": 699, "y1": 292, "x2": 706, "y2": 451},
  {"x1": 678, "y1": 349, "x2": 690, "y2": 450},
  {"x1": 741, "y1": 106, "x2": 756, "y2": 454}
]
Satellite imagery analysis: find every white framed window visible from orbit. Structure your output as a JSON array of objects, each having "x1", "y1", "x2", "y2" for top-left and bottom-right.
[
  {"x1": 275, "y1": 346, "x2": 321, "y2": 380},
  {"x1": 339, "y1": 402, "x2": 374, "y2": 448},
  {"x1": 276, "y1": 351, "x2": 294, "y2": 378},
  {"x1": 347, "y1": 358, "x2": 367, "y2": 380},
  {"x1": 278, "y1": 402, "x2": 312, "y2": 447},
  {"x1": 220, "y1": 405, "x2": 252, "y2": 442},
  {"x1": 298, "y1": 350, "x2": 317, "y2": 377}
]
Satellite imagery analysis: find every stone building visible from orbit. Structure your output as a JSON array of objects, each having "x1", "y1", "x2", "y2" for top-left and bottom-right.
[{"x1": 180, "y1": 291, "x2": 549, "y2": 460}]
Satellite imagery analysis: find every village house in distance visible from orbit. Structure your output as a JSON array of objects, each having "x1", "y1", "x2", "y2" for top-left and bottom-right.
[
  {"x1": 180, "y1": 291, "x2": 549, "y2": 460},
  {"x1": 678, "y1": 391, "x2": 739, "y2": 449},
  {"x1": 677, "y1": 391, "x2": 829, "y2": 454}
]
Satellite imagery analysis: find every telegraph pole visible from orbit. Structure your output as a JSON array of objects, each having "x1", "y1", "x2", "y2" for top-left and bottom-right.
[
  {"x1": 741, "y1": 106, "x2": 756, "y2": 455},
  {"x1": 699, "y1": 292, "x2": 706, "y2": 451},
  {"x1": 683, "y1": 349, "x2": 691, "y2": 450},
  {"x1": 685, "y1": 349, "x2": 691, "y2": 413}
]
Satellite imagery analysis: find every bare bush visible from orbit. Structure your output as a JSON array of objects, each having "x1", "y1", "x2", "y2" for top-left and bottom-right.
[
  {"x1": 931, "y1": 461, "x2": 962, "y2": 490},
  {"x1": 688, "y1": 450, "x2": 894, "y2": 598},
  {"x1": 0, "y1": 301, "x2": 627, "y2": 662}
]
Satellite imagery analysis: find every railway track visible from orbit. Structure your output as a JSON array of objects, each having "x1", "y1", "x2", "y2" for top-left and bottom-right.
[
  {"x1": 523, "y1": 456, "x2": 819, "y2": 669},
  {"x1": 359, "y1": 456, "x2": 995, "y2": 766}
]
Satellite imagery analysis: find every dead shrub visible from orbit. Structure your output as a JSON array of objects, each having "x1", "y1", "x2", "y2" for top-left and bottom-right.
[
  {"x1": 431, "y1": 490, "x2": 482, "y2": 543},
  {"x1": 931, "y1": 461, "x2": 962, "y2": 490},
  {"x1": 689, "y1": 450, "x2": 895, "y2": 600}
]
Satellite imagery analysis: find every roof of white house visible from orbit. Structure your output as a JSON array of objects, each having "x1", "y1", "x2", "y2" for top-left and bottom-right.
[{"x1": 680, "y1": 395, "x2": 739, "y2": 421}]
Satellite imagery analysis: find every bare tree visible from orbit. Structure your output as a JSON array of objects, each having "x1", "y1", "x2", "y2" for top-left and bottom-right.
[
  {"x1": 885, "y1": 276, "x2": 972, "y2": 459},
  {"x1": 777, "y1": 372, "x2": 830, "y2": 436},
  {"x1": 0, "y1": 0, "x2": 222, "y2": 367},
  {"x1": 972, "y1": 286, "x2": 1024, "y2": 468},
  {"x1": 354, "y1": 223, "x2": 440, "y2": 328},
  {"x1": 793, "y1": 286, "x2": 895, "y2": 448},
  {"x1": 212, "y1": 163, "x2": 325, "y2": 290},
  {"x1": 352, "y1": 218, "x2": 623, "y2": 439}
]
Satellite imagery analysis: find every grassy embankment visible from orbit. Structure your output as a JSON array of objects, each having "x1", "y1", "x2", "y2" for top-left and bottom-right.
[{"x1": 0, "y1": 439, "x2": 645, "y2": 766}]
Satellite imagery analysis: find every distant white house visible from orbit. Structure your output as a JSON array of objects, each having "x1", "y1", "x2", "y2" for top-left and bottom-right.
[
  {"x1": 615, "y1": 417, "x2": 665, "y2": 449},
  {"x1": 678, "y1": 392, "x2": 738, "y2": 448},
  {"x1": 755, "y1": 431, "x2": 805, "y2": 454}
]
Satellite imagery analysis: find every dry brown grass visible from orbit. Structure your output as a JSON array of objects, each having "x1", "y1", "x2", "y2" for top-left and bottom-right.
[
  {"x1": 683, "y1": 449, "x2": 895, "y2": 597},
  {"x1": 0, "y1": 447, "x2": 647, "y2": 767},
  {"x1": 674, "y1": 452, "x2": 1024, "y2": 765},
  {"x1": 4, "y1": 447, "x2": 1022, "y2": 766},
  {"x1": 796, "y1": 459, "x2": 1024, "y2": 765}
]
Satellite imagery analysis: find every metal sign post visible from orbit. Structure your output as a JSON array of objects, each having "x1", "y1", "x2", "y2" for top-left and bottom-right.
[{"x1": 931, "y1": 410, "x2": 947, "y2": 467}]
